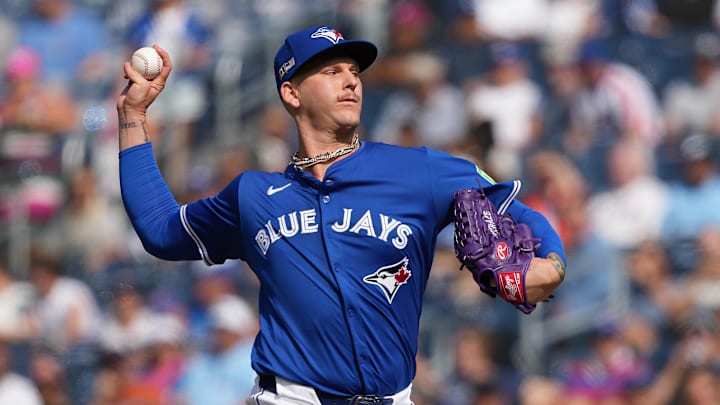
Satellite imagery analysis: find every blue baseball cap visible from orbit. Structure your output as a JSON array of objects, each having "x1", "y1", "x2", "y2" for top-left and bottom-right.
[{"x1": 273, "y1": 25, "x2": 378, "y2": 91}]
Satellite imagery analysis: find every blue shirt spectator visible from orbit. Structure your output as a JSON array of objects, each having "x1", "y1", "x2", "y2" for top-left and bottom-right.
[
  {"x1": 17, "y1": 0, "x2": 113, "y2": 97},
  {"x1": 661, "y1": 133, "x2": 720, "y2": 241},
  {"x1": 173, "y1": 295, "x2": 257, "y2": 405}
]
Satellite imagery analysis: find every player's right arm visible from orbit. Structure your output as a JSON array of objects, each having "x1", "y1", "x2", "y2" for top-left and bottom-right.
[{"x1": 115, "y1": 45, "x2": 241, "y2": 264}]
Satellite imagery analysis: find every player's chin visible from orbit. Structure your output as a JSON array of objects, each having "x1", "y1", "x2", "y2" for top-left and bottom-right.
[{"x1": 335, "y1": 112, "x2": 361, "y2": 128}]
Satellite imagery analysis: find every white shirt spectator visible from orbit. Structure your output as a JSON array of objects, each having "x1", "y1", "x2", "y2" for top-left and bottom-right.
[
  {"x1": 0, "y1": 281, "x2": 35, "y2": 340},
  {"x1": 663, "y1": 55, "x2": 720, "y2": 136},
  {"x1": 466, "y1": 46, "x2": 543, "y2": 178},
  {"x1": 0, "y1": 372, "x2": 42, "y2": 405},
  {"x1": 543, "y1": 0, "x2": 600, "y2": 49},
  {"x1": 588, "y1": 176, "x2": 669, "y2": 249},
  {"x1": 99, "y1": 308, "x2": 162, "y2": 353},
  {"x1": 467, "y1": 79, "x2": 542, "y2": 153},
  {"x1": 472, "y1": 0, "x2": 550, "y2": 40},
  {"x1": 36, "y1": 277, "x2": 100, "y2": 352},
  {"x1": 587, "y1": 138, "x2": 669, "y2": 249}
]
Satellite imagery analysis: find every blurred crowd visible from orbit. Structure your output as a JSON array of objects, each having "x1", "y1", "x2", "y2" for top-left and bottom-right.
[{"x1": 2, "y1": 0, "x2": 720, "y2": 404}]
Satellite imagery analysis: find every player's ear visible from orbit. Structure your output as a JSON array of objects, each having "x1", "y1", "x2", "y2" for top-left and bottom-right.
[{"x1": 279, "y1": 82, "x2": 300, "y2": 109}]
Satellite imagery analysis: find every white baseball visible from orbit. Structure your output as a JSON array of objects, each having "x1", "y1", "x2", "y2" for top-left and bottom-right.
[{"x1": 131, "y1": 47, "x2": 163, "y2": 80}]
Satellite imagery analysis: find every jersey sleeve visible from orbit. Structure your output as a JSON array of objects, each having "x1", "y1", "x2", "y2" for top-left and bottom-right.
[
  {"x1": 182, "y1": 177, "x2": 245, "y2": 265},
  {"x1": 425, "y1": 148, "x2": 502, "y2": 225}
]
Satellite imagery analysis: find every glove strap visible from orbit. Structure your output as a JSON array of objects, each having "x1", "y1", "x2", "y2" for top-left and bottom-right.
[{"x1": 495, "y1": 268, "x2": 526, "y2": 305}]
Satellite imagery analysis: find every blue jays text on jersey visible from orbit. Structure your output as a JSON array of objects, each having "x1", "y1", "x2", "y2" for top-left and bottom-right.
[
  {"x1": 119, "y1": 140, "x2": 565, "y2": 397},
  {"x1": 254, "y1": 207, "x2": 414, "y2": 254}
]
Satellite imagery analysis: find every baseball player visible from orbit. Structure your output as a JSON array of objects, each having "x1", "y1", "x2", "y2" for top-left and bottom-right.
[{"x1": 116, "y1": 26, "x2": 566, "y2": 405}]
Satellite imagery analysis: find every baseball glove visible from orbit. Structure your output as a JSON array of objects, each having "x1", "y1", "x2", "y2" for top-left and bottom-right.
[{"x1": 453, "y1": 185, "x2": 539, "y2": 314}]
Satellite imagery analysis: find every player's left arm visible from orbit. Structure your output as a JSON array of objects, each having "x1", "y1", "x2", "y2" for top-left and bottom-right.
[
  {"x1": 425, "y1": 148, "x2": 566, "y2": 304},
  {"x1": 506, "y1": 201, "x2": 566, "y2": 304}
]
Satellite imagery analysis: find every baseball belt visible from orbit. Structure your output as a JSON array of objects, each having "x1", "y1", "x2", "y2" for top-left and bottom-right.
[{"x1": 258, "y1": 374, "x2": 394, "y2": 405}]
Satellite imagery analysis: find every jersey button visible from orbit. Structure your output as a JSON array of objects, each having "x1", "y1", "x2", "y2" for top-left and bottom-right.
[
  {"x1": 347, "y1": 307, "x2": 355, "y2": 317},
  {"x1": 322, "y1": 195, "x2": 330, "y2": 203}
]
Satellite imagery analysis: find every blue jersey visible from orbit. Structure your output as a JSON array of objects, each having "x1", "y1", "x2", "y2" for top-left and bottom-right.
[{"x1": 119, "y1": 140, "x2": 564, "y2": 396}]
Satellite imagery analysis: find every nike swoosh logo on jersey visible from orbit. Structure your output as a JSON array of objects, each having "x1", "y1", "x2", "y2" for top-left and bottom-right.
[{"x1": 266, "y1": 183, "x2": 292, "y2": 196}]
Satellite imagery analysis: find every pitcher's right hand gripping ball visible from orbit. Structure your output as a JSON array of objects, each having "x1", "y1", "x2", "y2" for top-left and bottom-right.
[{"x1": 453, "y1": 186, "x2": 539, "y2": 314}]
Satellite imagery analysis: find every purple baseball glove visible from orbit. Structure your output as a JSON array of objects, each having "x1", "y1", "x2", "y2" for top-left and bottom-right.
[{"x1": 453, "y1": 185, "x2": 539, "y2": 314}]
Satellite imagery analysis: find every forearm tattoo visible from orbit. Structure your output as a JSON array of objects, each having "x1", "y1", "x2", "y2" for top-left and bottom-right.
[
  {"x1": 547, "y1": 252, "x2": 566, "y2": 282},
  {"x1": 119, "y1": 120, "x2": 150, "y2": 142}
]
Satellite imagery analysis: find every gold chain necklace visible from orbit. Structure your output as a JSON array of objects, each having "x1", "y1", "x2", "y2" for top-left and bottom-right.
[{"x1": 290, "y1": 133, "x2": 359, "y2": 169}]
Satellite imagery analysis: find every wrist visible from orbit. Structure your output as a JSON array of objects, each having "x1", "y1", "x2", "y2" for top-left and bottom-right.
[
  {"x1": 119, "y1": 108, "x2": 146, "y2": 122},
  {"x1": 118, "y1": 113, "x2": 151, "y2": 150}
]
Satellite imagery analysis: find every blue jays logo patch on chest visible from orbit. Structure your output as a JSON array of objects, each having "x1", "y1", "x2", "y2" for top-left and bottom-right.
[{"x1": 363, "y1": 257, "x2": 412, "y2": 304}]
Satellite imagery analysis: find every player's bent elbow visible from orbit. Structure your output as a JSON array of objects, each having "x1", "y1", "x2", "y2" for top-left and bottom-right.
[{"x1": 134, "y1": 230, "x2": 190, "y2": 261}]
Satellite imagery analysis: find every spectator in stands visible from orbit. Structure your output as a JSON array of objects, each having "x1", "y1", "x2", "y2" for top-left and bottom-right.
[
  {"x1": 409, "y1": 354, "x2": 442, "y2": 405},
  {"x1": 517, "y1": 376, "x2": 563, "y2": 405},
  {"x1": 567, "y1": 38, "x2": 665, "y2": 191},
  {"x1": 441, "y1": 327, "x2": 519, "y2": 405},
  {"x1": 626, "y1": 240, "x2": 692, "y2": 329},
  {"x1": 0, "y1": 254, "x2": 37, "y2": 343},
  {"x1": 679, "y1": 366, "x2": 720, "y2": 405},
  {"x1": 587, "y1": 137, "x2": 669, "y2": 251},
  {"x1": 523, "y1": 150, "x2": 623, "y2": 319},
  {"x1": 663, "y1": 34, "x2": 720, "y2": 139},
  {"x1": 465, "y1": 42, "x2": 543, "y2": 180},
  {"x1": 16, "y1": 0, "x2": 114, "y2": 100},
  {"x1": 173, "y1": 294, "x2": 258, "y2": 405},
  {"x1": 438, "y1": 3, "x2": 493, "y2": 87},
  {"x1": 124, "y1": 0, "x2": 213, "y2": 197},
  {"x1": 522, "y1": 150, "x2": 587, "y2": 249},
  {"x1": 39, "y1": 165, "x2": 131, "y2": 273},
  {"x1": 28, "y1": 248, "x2": 101, "y2": 405},
  {"x1": 625, "y1": 0, "x2": 717, "y2": 36},
  {"x1": 558, "y1": 319, "x2": 652, "y2": 404},
  {"x1": 29, "y1": 347, "x2": 69, "y2": 405},
  {"x1": 536, "y1": 48, "x2": 584, "y2": 152},
  {"x1": 362, "y1": 0, "x2": 438, "y2": 129},
  {"x1": 91, "y1": 314, "x2": 187, "y2": 405},
  {"x1": 89, "y1": 351, "x2": 164, "y2": 405},
  {"x1": 254, "y1": 104, "x2": 294, "y2": 173},
  {"x1": 542, "y1": 0, "x2": 604, "y2": 53},
  {"x1": 98, "y1": 282, "x2": 160, "y2": 355},
  {"x1": 371, "y1": 52, "x2": 467, "y2": 151},
  {"x1": 363, "y1": 0, "x2": 436, "y2": 88},
  {"x1": 469, "y1": 0, "x2": 549, "y2": 41},
  {"x1": 661, "y1": 133, "x2": 720, "y2": 247},
  {"x1": 0, "y1": 13, "x2": 16, "y2": 66},
  {"x1": 185, "y1": 263, "x2": 243, "y2": 348},
  {"x1": 683, "y1": 227, "x2": 720, "y2": 317},
  {"x1": 0, "y1": 340, "x2": 42, "y2": 405},
  {"x1": 142, "y1": 313, "x2": 188, "y2": 403},
  {"x1": 0, "y1": 46, "x2": 78, "y2": 136}
]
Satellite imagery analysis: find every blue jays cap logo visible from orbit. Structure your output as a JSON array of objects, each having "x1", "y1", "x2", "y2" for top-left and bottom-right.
[
  {"x1": 310, "y1": 27, "x2": 344, "y2": 44},
  {"x1": 273, "y1": 24, "x2": 378, "y2": 91},
  {"x1": 363, "y1": 257, "x2": 412, "y2": 304}
]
